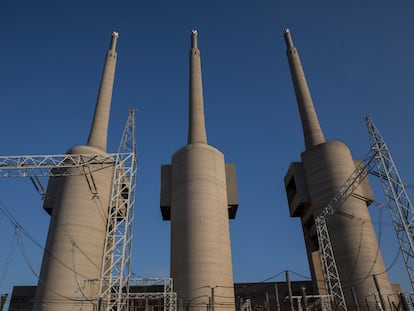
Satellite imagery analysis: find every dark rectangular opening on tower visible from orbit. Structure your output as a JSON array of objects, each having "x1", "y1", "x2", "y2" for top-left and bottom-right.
[
  {"x1": 160, "y1": 165, "x2": 172, "y2": 220},
  {"x1": 284, "y1": 162, "x2": 310, "y2": 217}
]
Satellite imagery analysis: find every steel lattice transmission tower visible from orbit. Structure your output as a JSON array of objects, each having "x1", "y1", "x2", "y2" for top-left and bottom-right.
[
  {"x1": 0, "y1": 108, "x2": 137, "y2": 311},
  {"x1": 366, "y1": 115, "x2": 414, "y2": 292},
  {"x1": 315, "y1": 216, "x2": 347, "y2": 311},
  {"x1": 314, "y1": 115, "x2": 414, "y2": 309},
  {"x1": 99, "y1": 108, "x2": 137, "y2": 311}
]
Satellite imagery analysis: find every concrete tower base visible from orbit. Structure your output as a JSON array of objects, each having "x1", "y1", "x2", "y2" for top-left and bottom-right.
[
  {"x1": 302, "y1": 141, "x2": 394, "y2": 309},
  {"x1": 33, "y1": 146, "x2": 114, "y2": 311},
  {"x1": 171, "y1": 143, "x2": 235, "y2": 311}
]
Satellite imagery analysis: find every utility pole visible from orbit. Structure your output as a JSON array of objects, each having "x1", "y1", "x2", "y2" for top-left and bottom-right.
[
  {"x1": 373, "y1": 275, "x2": 386, "y2": 310},
  {"x1": 286, "y1": 271, "x2": 294, "y2": 311},
  {"x1": 274, "y1": 283, "x2": 281, "y2": 311},
  {"x1": 301, "y1": 286, "x2": 308, "y2": 311},
  {"x1": 0, "y1": 294, "x2": 7, "y2": 311},
  {"x1": 97, "y1": 297, "x2": 102, "y2": 311},
  {"x1": 350, "y1": 287, "x2": 360, "y2": 311},
  {"x1": 265, "y1": 292, "x2": 270, "y2": 311},
  {"x1": 211, "y1": 287, "x2": 215, "y2": 311}
]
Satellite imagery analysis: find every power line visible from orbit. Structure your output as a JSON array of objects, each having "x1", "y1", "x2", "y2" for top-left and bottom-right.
[
  {"x1": 259, "y1": 271, "x2": 286, "y2": 283},
  {"x1": 286, "y1": 270, "x2": 311, "y2": 280},
  {"x1": 0, "y1": 199, "x2": 100, "y2": 303},
  {"x1": 0, "y1": 235, "x2": 17, "y2": 290}
]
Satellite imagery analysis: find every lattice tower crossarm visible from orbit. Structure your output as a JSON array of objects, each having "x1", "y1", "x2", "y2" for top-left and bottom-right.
[
  {"x1": 0, "y1": 154, "x2": 116, "y2": 177},
  {"x1": 366, "y1": 115, "x2": 414, "y2": 292},
  {"x1": 99, "y1": 108, "x2": 137, "y2": 311}
]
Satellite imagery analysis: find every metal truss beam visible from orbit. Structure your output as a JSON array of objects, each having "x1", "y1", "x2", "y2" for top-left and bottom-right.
[{"x1": 0, "y1": 154, "x2": 116, "y2": 177}]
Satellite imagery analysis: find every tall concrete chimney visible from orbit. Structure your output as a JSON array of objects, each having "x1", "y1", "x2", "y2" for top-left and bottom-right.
[
  {"x1": 33, "y1": 32, "x2": 118, "y2": 311},
  {"x1": 87, "y1": 32, "x2": 119, "y2": 151},
  {"x1": 160, "y1": 30, "x2": 239, "y2": 311},
  {"x1": 188, "y1": 30, "x2": 207, "y2": 145},
  {"x1": 283, "y1": 28, "x2": 325, "y2": 149},
  {"x1": 283, "y1": 28, "x2": 395, "y2": 309}
]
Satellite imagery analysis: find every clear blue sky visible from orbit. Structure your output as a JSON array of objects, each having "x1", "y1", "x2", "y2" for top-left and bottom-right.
[{"x1": 1, "y1": 0, "x2": 414, "y2": 305}]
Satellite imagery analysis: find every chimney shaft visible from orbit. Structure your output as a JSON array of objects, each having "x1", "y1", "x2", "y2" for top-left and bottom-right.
[
  {"x1": 187, "y1": 29, "x2": 207, "y2": 145},
  {"x1": 284, "y1": 28, "x2": 325, "y2": 149},
  {"x1": 87, "y1": 31, "x2": 119, "y2": 151}
]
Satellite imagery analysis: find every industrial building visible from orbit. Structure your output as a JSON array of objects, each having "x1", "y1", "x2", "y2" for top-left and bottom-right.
[
  {"x1": 160, "y1": 30, "x2": 238, "y2": 311},
  {"x1": 282, "y1": 28, "x2": 397, "y2": 310},
  {"x1": 2, "y1": 28, "x2": 413, "y2": 311},
  {"x1": 8, "y1": 281, "x2": 317, "y2": 311}
]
